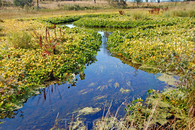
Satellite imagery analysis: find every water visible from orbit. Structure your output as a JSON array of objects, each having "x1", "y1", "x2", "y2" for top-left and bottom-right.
[{"x1": 0, "y1": 25, "x2": 176, "y2": 130}]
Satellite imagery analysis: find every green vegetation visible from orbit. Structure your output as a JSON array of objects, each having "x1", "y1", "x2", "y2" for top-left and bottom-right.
[
  {"x1": 41, "y1": 14, "x2": 113, "y2": 25},
  {"x1": 13, "y1": 0, "x2": 33, "y2": 7},
  {"x1": 124, "y1": 77, "x2": 195, "y2": 129},
  {"x1": 0, "y1": 26, "x2": 101, "y2": 111},
  {"x1": 42, "y1": 15, "x2": 82, "y2": 24},
  {"x1": 73, "y1": 14, "x2": 183, "y2": 28},
  {"x1": 107, "y1": 17, "x2": 194, "y2": 72}
]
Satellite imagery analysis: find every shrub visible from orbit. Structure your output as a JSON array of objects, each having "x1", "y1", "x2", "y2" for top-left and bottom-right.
[
  {"x1": 13, "y1": 0, "x2": 33, "y2": 7},
  {"x1": 7, "y1": 31, "x2": 32, "y2": 49}
]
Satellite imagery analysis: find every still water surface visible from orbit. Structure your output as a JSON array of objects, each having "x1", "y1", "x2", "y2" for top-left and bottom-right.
[{"x1": 0, "y1": 25, "x2": 175, "y2": 130}]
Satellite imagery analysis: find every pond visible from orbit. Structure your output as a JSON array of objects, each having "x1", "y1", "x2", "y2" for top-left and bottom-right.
[{"x1": 0, "y1": 25, "x2": 177, "y2": 130}]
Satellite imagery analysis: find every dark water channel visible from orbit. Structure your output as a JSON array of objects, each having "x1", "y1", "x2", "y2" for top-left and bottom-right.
[{"x1": 0, "y1": 25, "x2": 177, "y2": 130}]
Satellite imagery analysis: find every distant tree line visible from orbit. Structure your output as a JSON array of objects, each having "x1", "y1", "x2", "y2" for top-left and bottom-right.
[
  {"x1": 13, "y1": 0, "x2": 33, "y2": 7},
  {"x1": 2, "y1": 0, "x2": 194, "y2": 8}
]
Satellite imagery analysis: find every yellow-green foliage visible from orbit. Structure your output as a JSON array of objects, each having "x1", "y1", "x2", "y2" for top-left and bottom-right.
[
  {"x1": 7, "y1": 31, "x2": 32, "y2": 49},
  {"x1": 0, "y1": 19, "x2": 101, "y2": 112},
  {"x1": 107, "y1": 17, "x2": 195, "y2": 73}
]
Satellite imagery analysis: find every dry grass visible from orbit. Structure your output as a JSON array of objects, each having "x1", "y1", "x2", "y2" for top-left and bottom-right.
[
  {"x1": 0, "y1": 1, "x2": 195, "y2": 19},
  {"x1": 38, "y1": 1, "x2": 110, "y2": 9}
]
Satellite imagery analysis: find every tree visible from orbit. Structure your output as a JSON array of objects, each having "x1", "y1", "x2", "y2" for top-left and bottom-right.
[
  {"x1": 13, "y1": 0, "x2": 33, "y2": 7},
  {"x1": 37, "y1": 0, "x2": 39, "y2": 8},
  {"x1": 134, "y1": 0, "x2": 142, "y2": 7},
  {"x1": 107, "y1": 0, "x2": 127, "y2": 8}
]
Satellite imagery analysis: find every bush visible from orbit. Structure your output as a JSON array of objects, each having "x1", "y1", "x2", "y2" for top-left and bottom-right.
[
  {"x1": 7, "y1": 31, "x2": 32, "y2": 49},
  {"x1": 13, "y1": 0, "x2": 33, "y2": 7}
]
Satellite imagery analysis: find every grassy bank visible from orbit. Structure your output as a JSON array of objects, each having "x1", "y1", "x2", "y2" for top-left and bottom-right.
[
  {"x1": 0, "y1": 17, "x2": 101, "y2": 112},
  {"x1": 107, "y1": 18, "x2": 195, "y2": 73}
]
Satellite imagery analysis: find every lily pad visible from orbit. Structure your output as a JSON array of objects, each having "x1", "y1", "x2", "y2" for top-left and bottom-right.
[
  {"x1": 108, "y1": 79, "x2": 115, "y2": 83},
  {"x1": 120, "y1": 88, "x2": 130, "y2": 93},
  {"x1": 126, "y1": 81, "x2": 131, "y2": 86},
  {"x1": 96, "y1": 85, "x2": 108, "y2": 91},
  {"x1": 75, "y1": 107, "x2": 101, "y2": 117},
  {"x1": 157, "y1": 73, "x2": 179, "y2": 86},
  {"x1": 108, "y1": 83, "x2": 112, "y2": 88},
  {"x1": 79, "y1": 89, "x2": 93, "y2": 95},
  {"x1": 88, "y1": 82, "x2": 97, "y2": 87},
  {"x1": 114, "y1": 82, "x2": 119, "y2": 88},
  {"x1": 94, "y1": 95, "x2": 108, "y2": 100}
]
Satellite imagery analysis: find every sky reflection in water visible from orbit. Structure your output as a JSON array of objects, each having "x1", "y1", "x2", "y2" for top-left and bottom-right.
[{"x1": 0, "y1": 25, "x2": 175, "y2": 130}]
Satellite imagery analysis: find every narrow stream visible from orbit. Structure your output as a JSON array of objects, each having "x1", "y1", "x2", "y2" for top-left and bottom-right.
[{"x1": 0, "y1": 25, "x2": 177, "y2": 130}]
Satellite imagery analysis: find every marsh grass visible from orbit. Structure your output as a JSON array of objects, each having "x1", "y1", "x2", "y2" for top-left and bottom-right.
[
  {"x1": 7, "y1": 31, "x2": 32, "y2": 49},
  {"x1": 131, "y1": 12, "x2": 149, "y2": 20},
  {"x1": 172, "y1": 10, "x2": 195, "y2": 17},
  {"x1": 163, "y1": 9, "x2": 195, "y2": 17}
]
